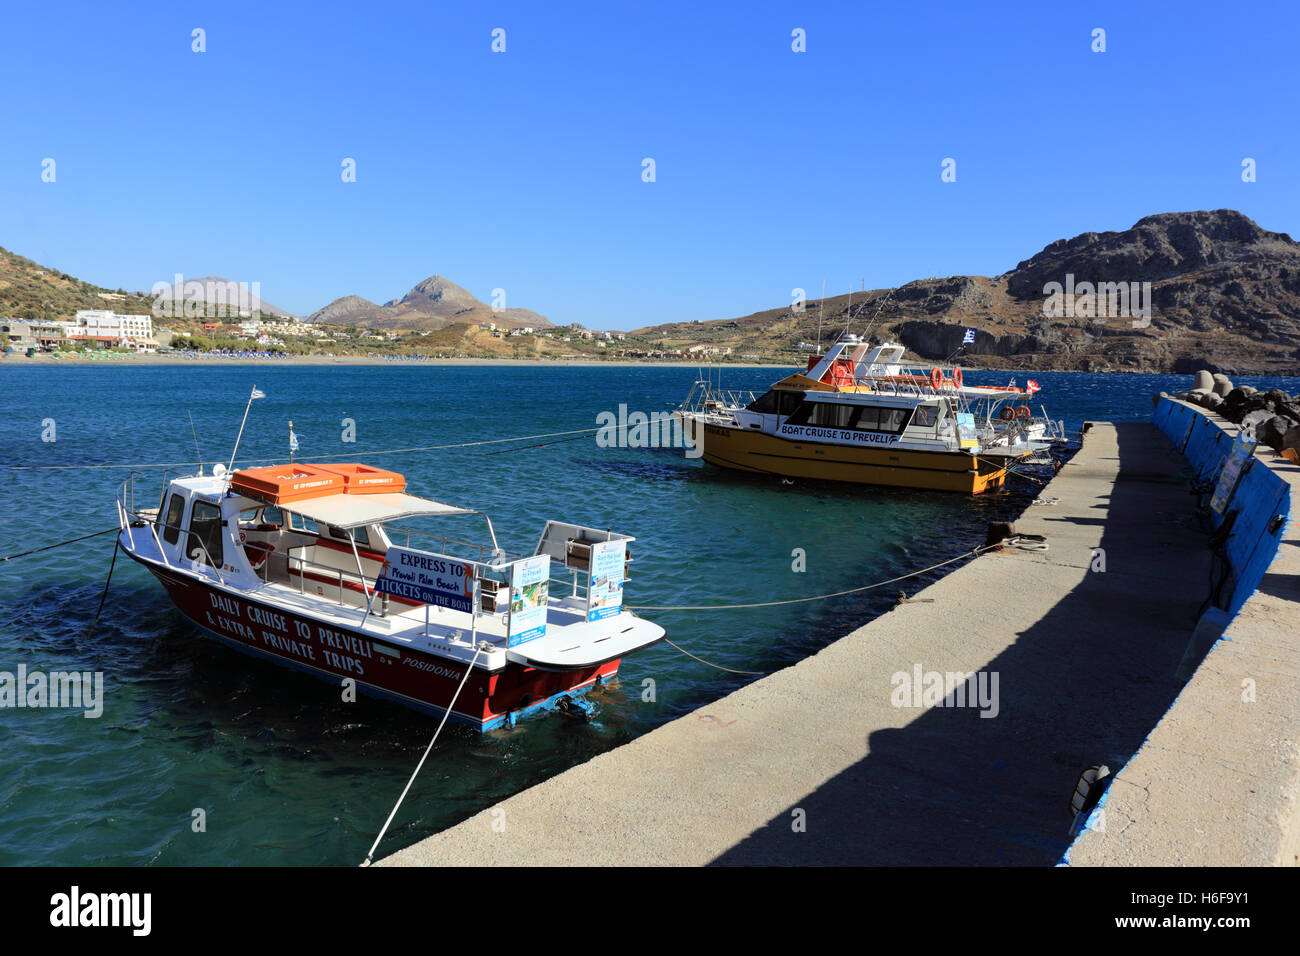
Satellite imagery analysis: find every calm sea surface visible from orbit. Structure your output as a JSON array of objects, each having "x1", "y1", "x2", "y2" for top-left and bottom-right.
[{"x1": 2, "y1": 363, "x2": 1297, "y2": 865}]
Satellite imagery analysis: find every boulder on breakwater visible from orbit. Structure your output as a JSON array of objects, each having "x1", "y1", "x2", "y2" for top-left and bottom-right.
[{"x1": 1170, "y1": 365, "x2": 1300, "y2": 454}]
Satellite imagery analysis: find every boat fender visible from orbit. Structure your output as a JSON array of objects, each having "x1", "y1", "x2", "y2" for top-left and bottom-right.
[
  {"x1": 999, "y1": 406, "x2": 1016, "y2": 421},
  {"x1": 1014, "y1": 405, "x2": 1031, "y2": 419},
  {"x1": 1070, "y1": 763, "x2": 1111, "y2": 820},
  {"x1": 929, "y1": 367, "x2": 942, "y2": 390}
]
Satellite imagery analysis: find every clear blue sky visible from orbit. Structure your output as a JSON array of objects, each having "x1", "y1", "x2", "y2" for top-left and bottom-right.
[{"x1": 2, "y1": 1, "x2": 1296, "y2": 329}]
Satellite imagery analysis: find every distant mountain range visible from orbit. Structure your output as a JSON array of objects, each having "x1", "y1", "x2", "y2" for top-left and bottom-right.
[
  {"x1": 0, "y1": 250, "x2": 548, "y2": 333},
  {"x1": 6, "y1": 210, "x2": 1299, "y2": 371},
  {"x1": 634, "y1": 209, "x2": 1300, "y2": 374},
  {"x1": 309, "y1": 274, "x2": 551, "y2": 331},
  {"x1": 152, "y1": 275, "x2": 296, "y2": 319}
]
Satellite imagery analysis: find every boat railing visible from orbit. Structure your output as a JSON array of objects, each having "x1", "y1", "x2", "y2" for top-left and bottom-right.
[
  {"x1": 385, "y1": 525, "x2": 520, "y2": 565},
  {"x1": 258, "y1": 550, "x2": 391, "y2": 614},
  {"x1": 677, "y1": 380, "x2": 758, "y2": 415}
]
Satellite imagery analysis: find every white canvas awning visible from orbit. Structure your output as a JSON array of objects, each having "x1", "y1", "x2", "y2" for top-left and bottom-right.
[{"x1": 263, "y1": 492, "x2": 476, "y2": 529}]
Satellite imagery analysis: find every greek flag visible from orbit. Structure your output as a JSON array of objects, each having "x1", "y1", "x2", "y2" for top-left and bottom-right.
[
  {"x1": 962, "y1": 329, "x2": 975, "y2": 344},
  {"x1": 250, "y1": 387, "x2": 265, "y2": 400},
  {"x1": 289, "y1": 429, "x2": 300, "y2": 453}
]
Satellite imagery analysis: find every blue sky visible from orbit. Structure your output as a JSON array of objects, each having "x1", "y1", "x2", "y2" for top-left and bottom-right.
[{"x1": 2, "y1": 1, "x2": 1296, "y2": 329}]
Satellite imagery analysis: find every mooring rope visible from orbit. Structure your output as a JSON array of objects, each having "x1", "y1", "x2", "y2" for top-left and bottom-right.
[
  {"x1": 85, "y1": 540, "x2": 120, "y2": 640},
  {"x1": 0, "y1": 527, "x2": 119, "y2": 562},
  {"x1": 627, "y1": 543, "x2": 998, "y2": 611},
  {"x1": 663, "y1": 638, "x2": 766, "y2": 676},
  {"x1": 4, "y1": 426, "x2": 604, "y2": 472},
  {"x1": 362, "y1": 644, "x2": 485, "y2": 867}
]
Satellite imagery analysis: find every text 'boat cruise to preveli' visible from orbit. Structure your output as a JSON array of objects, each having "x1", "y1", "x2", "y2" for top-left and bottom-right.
[
  {"x1": 114, "y1": 416, "x2": 665, "y2": 730},
  {"x1": 675, "y1": 335, "x2": 1066, "y2": 494}
]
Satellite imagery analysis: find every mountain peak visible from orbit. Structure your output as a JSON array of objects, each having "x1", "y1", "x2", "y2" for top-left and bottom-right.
[{"x1": 385, "y1": 275, "x2": 480, "y2": 313}]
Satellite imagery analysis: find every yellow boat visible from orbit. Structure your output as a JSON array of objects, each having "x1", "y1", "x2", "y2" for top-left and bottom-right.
[{"x1": 676, "y1": 337, "x2": 1062, "y2": 495}]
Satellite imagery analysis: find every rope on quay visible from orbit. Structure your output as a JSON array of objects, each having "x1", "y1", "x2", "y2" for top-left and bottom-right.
[
  {"x1": 1, "y1": 527, "x2": 119, "y2": 563},
  {"x1": 362, "y1": 644, "x2": 485, "y2": 867},
  {"x1": 627, "y1": 543, "x2": 998, "y2": 612},
  {"x1": 4, "y1": 426, "x2": 604, "y2": 472}
]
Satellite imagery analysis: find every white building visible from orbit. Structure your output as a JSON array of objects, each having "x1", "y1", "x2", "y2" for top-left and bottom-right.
[{"x1": 72, "y1": 310, "x2": 156, "y2": 352}]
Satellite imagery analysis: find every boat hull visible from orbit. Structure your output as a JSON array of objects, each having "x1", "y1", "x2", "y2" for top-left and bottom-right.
[
  {"x1": 697, "y1": 422, "x2": 1010, "y2": 494},
  {"x1": 138, "y1": 560, "x2": 619, "y2": 731}
]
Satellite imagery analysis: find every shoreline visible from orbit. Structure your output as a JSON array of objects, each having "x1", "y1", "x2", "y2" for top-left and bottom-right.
[
  {"x1": 5, "y1": 351, "x2": 1300, "y2": 377},
  {"x1": 0, "y1": 353, "x2": 793, "y2": 369}
]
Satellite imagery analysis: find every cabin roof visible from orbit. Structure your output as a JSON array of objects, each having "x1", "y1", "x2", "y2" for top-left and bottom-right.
[{"x1": 264, "y1": 491, "x2": 476, "y2": 529}]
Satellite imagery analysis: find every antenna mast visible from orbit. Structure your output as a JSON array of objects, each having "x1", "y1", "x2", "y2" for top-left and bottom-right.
[
  {"x1": 815, "y1": 280, "x2": 825, "y2": 352},
  {"x1": 188, "y1": 411, "x2": 204, "y2": 476}
]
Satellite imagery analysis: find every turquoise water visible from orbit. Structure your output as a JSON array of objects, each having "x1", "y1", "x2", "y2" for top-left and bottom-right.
[{"x1": 1, "y1": 364, "x2": 1297, "y2": 866}]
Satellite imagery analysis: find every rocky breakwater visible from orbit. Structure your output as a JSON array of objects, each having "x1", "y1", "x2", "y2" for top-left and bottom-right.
[{"x1": 1168, "y1": 369, "x2": 1300, "y2": 456}]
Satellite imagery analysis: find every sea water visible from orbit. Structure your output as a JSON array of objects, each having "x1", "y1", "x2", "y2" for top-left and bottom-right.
[{"x1": 0, "y1": 363, "x2": 1295, "y2": 865}]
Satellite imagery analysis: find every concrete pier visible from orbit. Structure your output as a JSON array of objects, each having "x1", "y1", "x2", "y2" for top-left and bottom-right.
[
  {"x1": 1065, "y1": 400, "x2": 1300, "y2": 865},
  {"x1": 379, "y1": 416, "x2": 1296, "y2": 866}
]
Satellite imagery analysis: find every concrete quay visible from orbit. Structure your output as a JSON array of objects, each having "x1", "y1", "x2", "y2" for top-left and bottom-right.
[{"x1": 380, "y1": 414, "x2": 1294, "y2": 866}]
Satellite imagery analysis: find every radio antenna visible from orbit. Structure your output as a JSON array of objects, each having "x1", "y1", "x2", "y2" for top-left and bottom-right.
[
  {"x1": 815, "y1": 280, "x2": 826, "y2": 352},
  {"x1": 188, "y1": 411, "x2": 204, "y2": 476},
  {"x1": 859, "y1": 287, "x2": 895, "y2": 344}
]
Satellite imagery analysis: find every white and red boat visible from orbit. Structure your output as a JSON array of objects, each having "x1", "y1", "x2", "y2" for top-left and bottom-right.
[{"x1": 114, "y1": 460, "x2": 664, "y2": 730}]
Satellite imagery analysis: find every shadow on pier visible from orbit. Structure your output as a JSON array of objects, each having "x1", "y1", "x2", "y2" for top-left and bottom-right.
[{"x1": 710, "y1": 423, "x2": 1209, "y2": 866}]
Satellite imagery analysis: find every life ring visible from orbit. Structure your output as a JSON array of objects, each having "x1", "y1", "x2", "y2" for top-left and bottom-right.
[
  {"x1": 953, "y1": 367, "x2": 963, "y2": 389},
  {"x1": 999, "y1": 406, "x2": 1016, "y2": 421},
  {"x1": 929, "y1": 367, "x2": 943, "y2": 390},
  {"x1": 1014, "y1": 405, "x2": 1031, "y2": 419}
]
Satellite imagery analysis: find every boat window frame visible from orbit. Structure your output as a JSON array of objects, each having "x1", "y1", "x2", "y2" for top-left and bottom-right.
[
  {"x1": 161, "y1": 492, "x2": 186, "y2": 545},
  {"x1": 187, "y1": 497, "x2": 225, "y2": 568},
  {"x1": 746, "y1": 389, "x2": 803, "y2": 417},
  {"x1": 785, "y1": 400, "x2": 913, "y2": 435},
  {"x1": 329, "y1": 523, "x2": 370, "y2": 548},
  {"x1": 910, "y1": 404, "x2": 940, "y2": 429},
  {"x1": 289, "y1": 512, "x2": 319, "y2": 535}
]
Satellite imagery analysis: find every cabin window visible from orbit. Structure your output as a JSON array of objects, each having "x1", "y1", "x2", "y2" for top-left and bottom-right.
[
  {"x1": 874, "y1": 407, "x2": 910, "y2": 433},
  {"x1": 911, "y1": 405, "x2": 938, "y2": 427},
  {"x1": 289, "y1": 512, "x2": 318, "y2": 534},
  {"x1": 263, "y1": 507, "x2": 284, "y2": 527},
  {"x1": 844, "y1": 405, "x2": 909, "y2": 433},
  {"x1": 161, "y1": 493, "x2": 185, "y2": 545},
  {"x1": 329, "y1": 524, "x2": 370, "y2": 548},
  {"x1": 787, "y1": 402, "x2": 856, "y2": 428},
  {"x1": 746, "y1": 390, "x2": 802, "y2": 416},
  {"x1": 188, "y1": 500, "x2": 224, "y2": 567}
]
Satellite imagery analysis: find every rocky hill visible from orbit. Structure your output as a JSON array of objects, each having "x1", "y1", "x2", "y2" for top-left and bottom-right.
[
  {"x1": 634, "y1": 210, "x2": 1300, "y2": 374},
  {"x1": 311, "y1": 274, "x2": 551, "y2": 331},
  {"x1": 0, "y1": 246, "x2": 155, "y2": 319}
]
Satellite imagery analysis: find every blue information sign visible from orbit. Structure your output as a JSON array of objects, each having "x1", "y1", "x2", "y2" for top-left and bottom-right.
[{"x1": 375, "y1": 547, "x2": 473, "y2": 613}]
